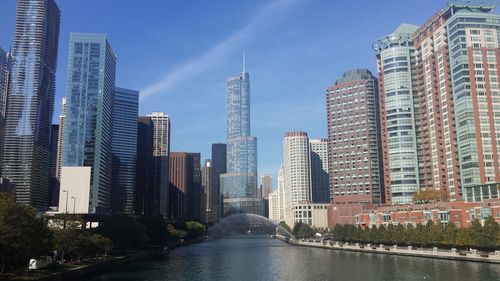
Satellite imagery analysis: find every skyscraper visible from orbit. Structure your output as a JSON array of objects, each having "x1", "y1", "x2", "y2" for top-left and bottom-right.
[
  {"x1": 327, "y1": 69, "x2": 382, "y2": 205},
  {"x1": 111, "y1": 87, "x2": 139, "y2": 214},
  {"x1": 220, "y1": 57, "x2": 261, "y2": 215},
  {"x1": 259, "y1": 174, "x2": 272, "y2": 199},
  {"x1": 135, "y1": 116, "x2": 155, "y2": 215},
  {"x1": 149, "y1": 112, "x2": 170, "y2": 218},
  {"x1": 310, "y1": 139, "x2": 330, "y2": 203},
  {"x1": 2, "y1": 0, "x2": 60, "y2": 209},
  {"x1": 62, "y1": 33, "x2": 116, "y2": 214},
  {"x1": 210, "y1": 143, "x2": 226, "y2": 221},
  {"x1": 283, "y1": 131, "x2": 311, "y2": 226},
  {"x1": 0, "y1": 47, "x2": 10, "y2": 176},
  {"x1": 169, "y1": 152, "x2": 188, "y2": 219},
  {"x1": 374, "y1": 24, "x2": 422, "y2": 205},
  {"x1": 55, "y1": 97, "x2": 66, "y2": 180},
  {"x1": 201, "y1": 159, "x2": 212, "y2": 223},
  {"x1": 187, "y1": 152, "x2": 202, "y2": 221},
  {"x1": 48, "y1": 124, "x2": 59, "y2": 206}
]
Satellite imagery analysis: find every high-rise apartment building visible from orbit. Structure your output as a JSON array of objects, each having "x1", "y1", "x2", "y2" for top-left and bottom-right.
[
  {"x1": 2, "y1": 0, "x2": 60, "y2": 209},
  {"x1": 201, "y1": 159, "x2": 212, "y2": 223},
  {"x1": 310, "y1": 139, "x2": 330, "y2": 203},
  {"x1": 187, "y1": 152, "x2": 202, "y2": 221},
  {"x1": 260, "y1": 174, "x2": 273, "y2": 199},
  {"x1": 220, "y1": 59, "x2": 261, "y2": 215},
  {"x1": 210, "y1": 143, "x2": 226, "y2": 221},
  {"x1": 327, "y1": 69, "x2": 383, "y2": 205},
  {"x1": 283, "y1": 131, "x2": 311, "y2": 226},
  {"x1": 111, "y1": 87, "x2": 139, "y2": 214},
  {"x1": 374, "y1": 24, "x2": 422, "y2": 205},
  {"x1": 148, "y1": 112, "x2": 170, "y2": 218},
  {"x1": 443, "y1": 5, "x2": 500, "y2": 198},
  {"x1": 135, "y1": 116, "x2": 155, "y2": 215},
  {"x1": 62, "y1": 33, "x2": 116, "y2": 214}
]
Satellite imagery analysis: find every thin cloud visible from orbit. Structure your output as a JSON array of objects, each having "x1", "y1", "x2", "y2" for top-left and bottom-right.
[{"x1": 140, "y1": 0, "x2": 306, "y2": 100}]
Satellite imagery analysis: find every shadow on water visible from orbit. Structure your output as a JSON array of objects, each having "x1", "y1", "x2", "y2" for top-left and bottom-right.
[{"x1": 208, "y1": 213, "x2": 295, "y2": 241}]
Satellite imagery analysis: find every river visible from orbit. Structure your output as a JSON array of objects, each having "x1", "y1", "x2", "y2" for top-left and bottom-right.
[{"x1": 89, "y1": 237, "x2": 500, "y2": 281}]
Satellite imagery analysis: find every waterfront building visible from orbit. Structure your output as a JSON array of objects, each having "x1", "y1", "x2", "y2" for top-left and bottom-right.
[
  {"x1": 169, "y1": 152, "x2": 188, "y2": 218},
  {"x1": 220, "y1": 58, "x2": 261, "y2": 215},
  {"x1": 210, "y1": 143, "x2": 226, "y2": 222},
  {"x1": 135, "y1": 116, "x2": 155, "y2": 215},
  {"x1": 2, "y1": 0, "x2": 60, "y2": 209},
  {"x1": 111, "y1": 87, "x2": 139, "y2": 214},
  {"x1": 292, "y1": 202, "x2": 329, "y2": 229},
  {"x1": 201, "y1": 159, "x2": 212, "y2": 223},
  {"x1": 310, "y1": 139, "x2": 330, "y2": 203},
  {"x1": 148, "y1": 112, "x2": 170, "y2": 218},
  {"x1": 62, "y1": 33, "x2": 116, "y2": 214},
  {"x1": 327, "y1": 69, "x2": 383, "y2": 205},
  {"x1": 374, "y1": 24, "x2": 422, "y2": 205},
  {"x1": 260, "y1": 174, "x2": 273, "y2": 199},
  {"x1": 187, "y1": 152, "x2": 202, "y2": 221},
  {"x1": 268, "y1": 191, "x2": 280, "y2": 223},
  {"x1": 283, "y1": 131, "x2": 311, "y2": 227}
]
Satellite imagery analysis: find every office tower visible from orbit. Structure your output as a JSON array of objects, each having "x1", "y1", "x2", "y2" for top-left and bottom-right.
[
  {"x1": 201, "y1": 159, "x2": 212, "y2": 223},
  {"x1": 149, "y1": 112, "x2": 170, "y2": 218},
  {"x1": 210, "y1": 143, "x2": 226, "y2": 221},
  {"x1": 135, "y1": 116, "x2": 155, "y2": 215},
  {"x1": 169, "y1": 152, "x2": 188, "y2": 219},
  {"x1": 62, "y1": 33, "x2": 116, "y2": 214},
  {"x1": 310, "y1": 139, "x2": 330, "y2": 203},
  {"x1": 260, "y1": 174, "x2": 272, "y2": 199},
  {"x1": 55, "y1": 97, "x2": 66, "y2": 180},
  {"x1": 277, "y1": 165, "x2": 285, "y2": 222},
  {"x1": 439, "y1": 5, "x2": 500, "y2": 199},
  {"x1": 0, "y1": 47, "x2": 10, "y2": 176},
  {"x1": 374, "y1": 24, "x2": 422, "y2": 205},
  {"x1": 111, "y1": 87, "x2": 139, "y2": 214},
  {"x1": 220, "y1": 57, "x2": 261, "y2": 215},
  {"x1": 327, "y1": 69, "x2": 383, "y2": 205},
  {"x1": 283, "y1": 131, "x2": 311, "y2": 226},
  {"x1": 2, "y1": 0, "x2": 60, "y2": 209},
  {"x1": 268, "y1": 191, "x2": 280, "y2": 223},
  {"x1": 48, "y1": 124, "x2": 59, "y2": 206},
  {"x1": 187, "y1": 152, "x2": 202, "y2": 221}
]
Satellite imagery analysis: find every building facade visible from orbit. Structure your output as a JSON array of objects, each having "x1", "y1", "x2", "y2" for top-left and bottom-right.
[
  {"x1": 55, "y1": 97, "x2": 66, "y2": 180},
  {"x1": 283, "y1": 131, "x2": 311, "y2": 226},
  {"x1": 62, "y1": 33, "x2": 116, "y2": 214},
  {"x1": 374, "y1": 24, "x2": 422, "y2": 205},
  {"x1": 0, "y1": 47, "x2": 10, "y2": 177},
  {"x1": 201, "y1": 159, "x2": 212, "y2": 223},
  {"x1": 48, "y1": 124, "x2": 59, "y2": 206},
  {"x1": 135, "y1": 116, "x2": 155, "y2": 215},
  {"x1": 2, "y1": 0, "x2": 60, "y2": 209},
  {"x1": 210, "y1": 143, "x2": 226, "y2": 222},
  {"x1": 260, "y1": 174, "x2": 273, "y2": 199},
  {"x1": 187, "y1": 152, "x2": 202, "y2": 221},
  {"x1": 310, "y1": 139, "x2": 330, "y2": 203},
  {"x1": 220, "y1": 62, "x2": 261, "y2": 215},
  {"x1": 327, "y1": 69, "x2": 382, "y2": 205},
  {"x1": 111, "y1": 87, "x2": 139, "y2": 214},
  {"x1": 149, "y1": 112, "x2": 170, "y2": 218}
]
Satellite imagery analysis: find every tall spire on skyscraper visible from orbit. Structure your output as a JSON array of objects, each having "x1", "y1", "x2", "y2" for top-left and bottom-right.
[{"x1": 243, "y1": 49, "x2": 246, "y2": 73}]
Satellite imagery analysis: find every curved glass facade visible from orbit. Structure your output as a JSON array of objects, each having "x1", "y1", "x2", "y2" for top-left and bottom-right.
[{"x1": 375, "y1": 24, "x2": 421, "y2": 205}]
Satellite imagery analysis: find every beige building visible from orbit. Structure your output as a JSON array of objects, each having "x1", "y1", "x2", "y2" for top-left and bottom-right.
[
  {"x1": 292, "y1": 202, "x2": 329, "y2": 229},
  {"x1": 58, "y1": 166, "x2": 91, "y2": 214}
]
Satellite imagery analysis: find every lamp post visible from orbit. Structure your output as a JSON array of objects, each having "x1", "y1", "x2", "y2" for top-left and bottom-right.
[
  {"x1": 71, "y1": 196, "x2": 76, "y2": 214},
  {"x1": 62, "y1": 190, "x2": 68, "y2": 213}
]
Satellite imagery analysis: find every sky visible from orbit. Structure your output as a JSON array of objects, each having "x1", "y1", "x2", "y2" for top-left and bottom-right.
[{"x1": 0, "y1": 0, "x2": 466, "y2": 187}]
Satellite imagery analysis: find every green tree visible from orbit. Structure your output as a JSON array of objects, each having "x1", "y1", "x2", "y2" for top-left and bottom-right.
[
  {"x1": 186, "y1": 221, "x2": 205, "y2": 239},
  {"x1": 297, "y1": 223, "x2": 314, "y2": 239},
  {"x1": 441, "y1": 223, "x2": 458, "y2": 247},
  {"x1": 95, "y1": 214, "x2": 148, "y2": 250},
  {"x1": 292, "y1": 222, "x2": 303, "y2": 238},
  {"x1": 278, "y1": 221, "x2": 292, "y2": 234},
  {"x1": 0, "y1": 193, "x2": 53, "y2": 274}
]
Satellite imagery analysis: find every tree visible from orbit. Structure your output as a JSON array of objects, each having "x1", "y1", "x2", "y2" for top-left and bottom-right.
[
  {"x1": 0, "y1": 193, "x2": 53, "y2": 274},
  {"x1": 292, "y1": 222, "x2": 303, "y2": 238},
  {"x1": 95, "y1": 214, "x2": 148, "y2": 250},
  {"x1": 297, "y1": 223, "x2": 314, "y2": 239},
  {"x1": 278, "y1": 221, "x2": 292, "y2": 234},
  {"x1": 186, "y1": 221, "x2": 205, "y2": 239}
]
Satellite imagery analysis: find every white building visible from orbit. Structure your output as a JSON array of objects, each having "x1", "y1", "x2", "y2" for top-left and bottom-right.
[
  {"x1": 292, "y1": 202, "x2": 329, "y2": 229},
  {"x1": 58, "y1": 166, "x2": 91, "y2": 214},
  {"x1": 268, "y1": 191, "x2": 280, "y2": 223}
]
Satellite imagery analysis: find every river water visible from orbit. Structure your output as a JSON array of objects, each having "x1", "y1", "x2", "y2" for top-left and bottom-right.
[{"x1": 89, "y1": 237, "x2": 500, "y2": 281}]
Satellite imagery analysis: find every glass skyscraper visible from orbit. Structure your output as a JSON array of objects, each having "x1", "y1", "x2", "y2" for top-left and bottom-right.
[
  {"x1": 2, "y1": 0, "x2": 60, "y2": 209},
  {"x1": 62, "y1": 33, "x2": 116, "y2": 214},
  {"x1": 220, "y1": 59, "x2": 261, "y2": 215},
  {"x1": 111, "y1": 87, "x2": 139, "y2": 214}
]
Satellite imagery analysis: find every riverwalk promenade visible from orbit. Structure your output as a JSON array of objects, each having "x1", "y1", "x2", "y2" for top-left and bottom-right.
[{"x1": 293, "y1": 239, "x2": 500, "y2": 264}]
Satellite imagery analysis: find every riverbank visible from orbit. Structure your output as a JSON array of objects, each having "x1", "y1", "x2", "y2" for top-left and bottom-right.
[{"x1": 291, "y1": 238, "x2": 500, "y2": 264}]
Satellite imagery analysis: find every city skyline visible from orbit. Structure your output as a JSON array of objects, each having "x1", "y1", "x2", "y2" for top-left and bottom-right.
[{"x1": 0, "y1": 0, "x2": 494, "y2": 187}]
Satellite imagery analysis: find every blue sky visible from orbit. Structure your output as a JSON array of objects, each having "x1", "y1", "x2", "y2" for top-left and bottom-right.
[{"x1": 0, "y1": 0, "x2": 458, "y2": 187}]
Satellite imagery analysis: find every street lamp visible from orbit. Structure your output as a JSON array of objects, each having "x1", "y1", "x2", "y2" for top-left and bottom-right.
[
  {"x1": 62, "y1": 190, "x2": 68, "y2": 213},
  {"x1": 71, "y1": 196, "x2": 76, "y2": 214}
]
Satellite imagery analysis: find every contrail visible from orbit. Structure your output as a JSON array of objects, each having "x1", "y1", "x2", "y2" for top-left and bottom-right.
[{"x1": 140, "y1": 0, "x2": 306, "y2": 100}]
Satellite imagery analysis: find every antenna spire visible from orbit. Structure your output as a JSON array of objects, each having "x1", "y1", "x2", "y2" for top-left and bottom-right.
[{"x1": 243, "y1": 49, "x2": 246, "y2": 73}]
